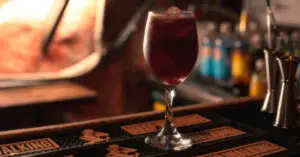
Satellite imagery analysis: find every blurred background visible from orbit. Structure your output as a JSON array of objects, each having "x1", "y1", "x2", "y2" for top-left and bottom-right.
[{"x1": 0, "y1": 0, "x2": 299, "y2": 131}]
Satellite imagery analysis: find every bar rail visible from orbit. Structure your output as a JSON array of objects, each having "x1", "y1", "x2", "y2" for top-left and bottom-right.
[{"x1": 0, "y1": 96, "x2": 263, "y2": 140}]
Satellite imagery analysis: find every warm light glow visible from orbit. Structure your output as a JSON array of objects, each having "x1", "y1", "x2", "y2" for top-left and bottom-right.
[
  {"x1": 239, "y1": 10, "x2": 248, "y2": 34},
  {"x1": 0, "y1": 0, "x2": 99, "y2": 74},
  {"x1": 0, "y1": 0, "x2": 55, "y2": 25}
]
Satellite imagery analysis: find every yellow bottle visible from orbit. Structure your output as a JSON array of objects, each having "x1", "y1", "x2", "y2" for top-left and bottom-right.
[
  {"x1": 249, "y1": 59, "x2": 267, "y2": 97},
  {"x1": 153, "y1": 101, "x2": 166, "y2": 111},
  {"x1": 232, "y1": 49, "x2": 251, "y2": 84}
]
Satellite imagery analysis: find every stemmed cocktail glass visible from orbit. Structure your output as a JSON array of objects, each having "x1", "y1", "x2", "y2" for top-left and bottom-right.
[{"x1": 143, "y1": 8, "x2": 198, "y2": 151}]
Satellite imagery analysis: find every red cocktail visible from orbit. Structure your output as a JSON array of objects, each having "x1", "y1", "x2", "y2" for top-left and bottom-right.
[
  {"x1": 143, "y1": 8, "x2": 198, "y2": 151},
  {"x1": 143, "y1": 11, "x2": 198, "y2": 87}
]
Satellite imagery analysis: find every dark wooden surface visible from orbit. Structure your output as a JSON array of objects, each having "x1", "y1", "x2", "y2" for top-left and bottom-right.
[
  {"x1": 0, "y1": 96, "x2": 262, "y2": 139},
  {"x1": 0, "y1": 81, "x2": 98, "y2": 131},
  {"x1": 0, "y1": 81, "x2": 96, "y2": 108},
  {"x1": 0, "y1": 97, "x2": 277, "y2": 157}
]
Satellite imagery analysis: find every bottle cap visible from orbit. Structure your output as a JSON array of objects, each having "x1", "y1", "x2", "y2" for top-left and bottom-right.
[
  {"x1": 215, "y1": 38, "x2": 222, "y2": 46},
  {"x1": 255, "y1": 59, "x2": 265, "y2": 71},
  {"x1": 206, "y1": 21, "x2": 217, "y2": 32},
  {"x1": 234, "y1": 40, "x2": 242, "y2": 48},
  {"x1": 234, "y1": 22, "x2": 246, "y2": 36},
  {"x1": 234, "y1": 23, "x2": 240, "y2": 33},
  {"x1": 248, "y1": 22, "x2": 258, "y2": 32},
  {"x1": 251, "y1": 33, "x2": 262, "y2": 48},
  {"x1": 279, "y1": 31, "x2": 289, "y2": 42},
  {"x1": 220, "y1": 22, "x2": 232, "y2": 34},
  {"x1": 291, "y1": 31, "x2": 300, "y2": 41},
  {"x1": 264, "y1": 31, "x2": 275, "y2": 48},
  {"x1": 252, "y1": 33, "x2": 262, "y2": 42}
]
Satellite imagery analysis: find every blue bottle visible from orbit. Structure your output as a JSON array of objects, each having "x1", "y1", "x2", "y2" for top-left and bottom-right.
[
  {"x1": 199, "y1": 22, "x2": 217, "y2": 77},
  {"x1": 213, "y1": 22, "x2": 233, "y2": 81}
]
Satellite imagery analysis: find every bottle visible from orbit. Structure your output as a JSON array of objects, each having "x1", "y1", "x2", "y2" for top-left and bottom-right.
[
  {"x1": 292, "y1": 31, "x2": 300, "y2": 57},
  {"x1": 151, "y1": 90, "x2": 167, "y2": 111},
  {"x1": 247, "y1": 22, "x2": 260, "y2": 38},
  {"x1": 231, "y1": 24, "x2": 251, "y2": 85},
  {"x1": 213, "y1": 22, "x2": 233, "y2": 81},
  {"x1": 199, "y1": 22, "x2": 217, "y2": 77},
  {"x1": 231, "y1": 23, "x2": 251, "y2": 96},
  {"x1": 248, "y1": 22, "x2": 264, "y2": 74},
  {"x1": 249, "y1": 59, "x2": 267, "y2": 97},
  {"x1": 276, "y1": 31, "x2": 290, "y2": 55},
  {"x1": 264, "y1": 31, "x2": 276, "y2": 50}
]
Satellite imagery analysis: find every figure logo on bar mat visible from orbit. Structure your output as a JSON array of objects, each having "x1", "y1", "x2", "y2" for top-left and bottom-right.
[
  {"x1": 188, "y1": 126, "x2": 245, "y2": 144},
  {"x1": 197, "y1": 140, "x2": 287, "y2": 157},
  {"x1": 121, "y1": 114, "x2": 211, "y2": 135},
  {"x1": 105, "y1": 145, "x2": 139, "y2": 157},
  {"x1": 0, "y1": 138, "x2": 59, "y2": 157},
  {"x1": 80, "y1": 129, "x2": 110, "y2": 145}
]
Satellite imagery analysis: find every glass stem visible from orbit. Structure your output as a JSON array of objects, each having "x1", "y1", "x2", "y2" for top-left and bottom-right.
[{"x1": 163, "y1": 88, "x2": 176, "y2": 135}]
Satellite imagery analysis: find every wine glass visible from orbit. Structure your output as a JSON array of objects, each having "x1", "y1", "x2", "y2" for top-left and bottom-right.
[{"x1": 143, "y1": 8, "x2": 198, "y2": 151}]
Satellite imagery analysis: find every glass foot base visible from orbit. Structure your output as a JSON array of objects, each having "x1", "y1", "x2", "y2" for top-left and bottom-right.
[{"x1": 145, "y1": 129, "x2": 192, "y2": 151}]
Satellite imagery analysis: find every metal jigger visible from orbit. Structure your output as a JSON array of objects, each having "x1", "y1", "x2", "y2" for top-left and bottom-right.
[
  {"x1": 261, "y1": 49, "x2": 278, "y2": 113},
  {"x1": 274, "y1": 56, "x2": 300, "y2": 128},
  {"x1": 261, "y1": 0, "x2": 280, "y2": 114}
]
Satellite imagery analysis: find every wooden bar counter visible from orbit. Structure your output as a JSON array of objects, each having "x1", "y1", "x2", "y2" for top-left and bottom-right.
[{"x1": 0, "y1": 96, "x2": 299, "y2": 156}]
